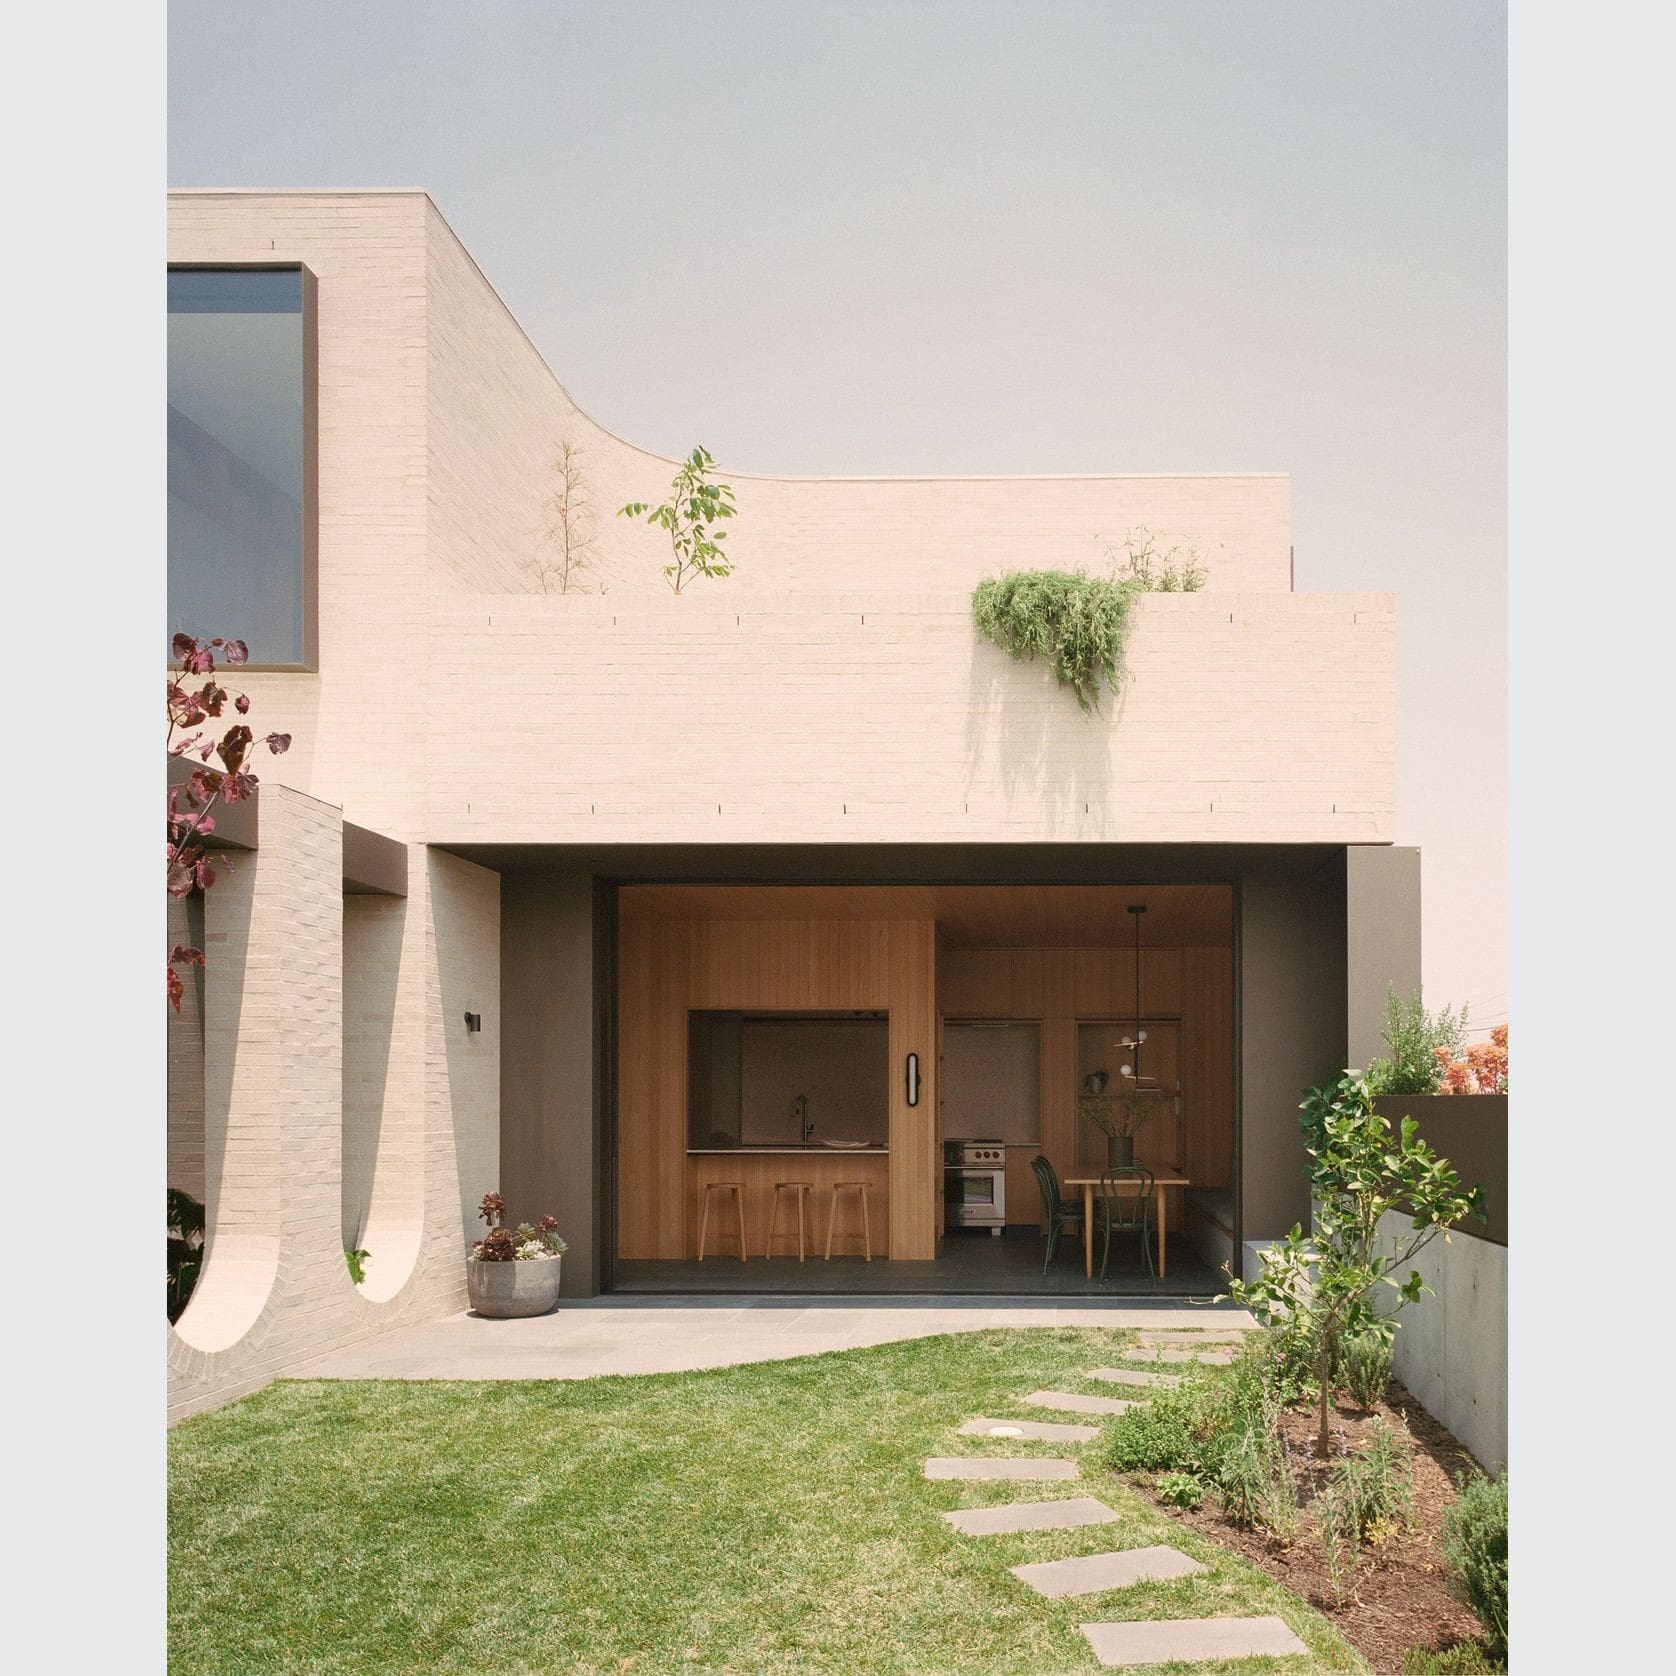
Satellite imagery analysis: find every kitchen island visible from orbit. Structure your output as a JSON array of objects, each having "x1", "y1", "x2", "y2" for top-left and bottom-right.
[{"x1": 684, "y1": 1148, "x2": 890, "y2": 1258}]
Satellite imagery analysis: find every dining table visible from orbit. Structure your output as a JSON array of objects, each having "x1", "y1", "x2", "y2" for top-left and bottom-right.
[{"x1": 1062, "y1": 1163, "x2": 1191, "y2": 1279}]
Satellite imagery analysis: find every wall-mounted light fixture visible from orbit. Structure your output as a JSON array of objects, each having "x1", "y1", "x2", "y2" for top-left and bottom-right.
[
  {"x1": 905, "y1": 1052, "x2": 921, "y2": 1107},
  {"x1": 464, "y1": 1011, "x2": 482, "y2": 1033}
]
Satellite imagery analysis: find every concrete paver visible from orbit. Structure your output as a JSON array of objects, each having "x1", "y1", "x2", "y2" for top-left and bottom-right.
[
  {"x1": 941, "y1": 1497, "x2": 1122, "y2": 1536},
  {"x1": 1079, "y1": 1616, "x2": 1308, "y2": 1666},
  {"x1": 1022, "y1": 1390, "x2": 1137, "y2": 1416},
  {"x1": 923, "y1": 1457, "x2": 1079, "y2": 1481},
  {"x1": 1010, "y1": 1546, "x2": 1206, "y2": 1598},
  {"x1": 1126, "y1": 1344, "x2": 1237, "y2": 1365},
  {"x1": 1087, "y1": 1367, "x2": 1181, "y2": 1390},
  {"x1": 957, "y1": 1416, "x2": 1099, "y2": 1442}
]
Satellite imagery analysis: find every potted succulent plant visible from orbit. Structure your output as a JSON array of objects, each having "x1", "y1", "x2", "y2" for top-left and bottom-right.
[
  {"x1": 1076, "y1": 1085, "x2": 1164, "y2": 1169},
  {"x1": 465, "y1": 1191, "x2": 569, "y2": 1318}
]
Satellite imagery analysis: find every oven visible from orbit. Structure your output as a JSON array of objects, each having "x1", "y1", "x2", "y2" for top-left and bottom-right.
[{"x1": 944, "y1": 1139, "x2": 1007, "y2": 1234}]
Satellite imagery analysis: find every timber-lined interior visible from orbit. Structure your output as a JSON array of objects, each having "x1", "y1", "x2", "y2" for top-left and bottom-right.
[{"x1": 615, "y1": 883, "x2": 1234, "y2": 1286}]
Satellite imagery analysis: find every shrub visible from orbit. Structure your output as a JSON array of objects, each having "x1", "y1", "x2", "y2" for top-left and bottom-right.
[
  {"x1": 1155, "y1": 1471, "x2": 1205, "y2": 1509},
  {"x1": 1334, "y1": 1328, "x2": 1394, "y2": 1408},
  {"x1": 1403, "y1": 1642, "x2": 1505, "y2": 1674},
  {"x1": 1217, "y1": 1416, "x2": 1299, "y2": 1539},
  {"x1": 1441, "y1": 1470, "x2": 1508, "y2": 1655},
  {"x1": 167, "y1": 1188, "x2": 206, "y2": 1324},
  {"x1": 1316, "y1": 1418, "x2": 1415, "y2": 1602},
  {"x1": 1106, "y1": 1385, "x2": 1219, "y2": 1474},
  {"x1": 1366, "y1": 988, "x2": 1468, "y2": 1095},
  {"x1": 1337, "y1": 1417, "x2": 1415, "y2": 1542},
  {"x1": 345, "y1": 1248, "x2": 370, "y2": 1285}
]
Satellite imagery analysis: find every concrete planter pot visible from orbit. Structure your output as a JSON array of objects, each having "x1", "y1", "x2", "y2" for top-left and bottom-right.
[{"x1": 466, "y1": 1256, "x2": 563, "y2": 1318}]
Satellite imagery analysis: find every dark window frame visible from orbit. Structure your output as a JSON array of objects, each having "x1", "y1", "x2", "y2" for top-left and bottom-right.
[{"x1": 167, "y1": 261, "x2": 319, "y2": 673}]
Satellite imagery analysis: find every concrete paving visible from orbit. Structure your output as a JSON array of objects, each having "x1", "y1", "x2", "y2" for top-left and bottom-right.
[
  {"x1": 1135, "y1": 1329, "x2": 1254, "y2": 1344},
  {"x1": 941, "y1": 1497, "x2": 1122, "y2": 1536},
  {"x1": 957, "y1": 1416, "x2": 1099, "y2": 1442},
  {"x1": 1079, "y1": 1616, "x2": 1308, "y2": 1667},
  {"x1": 1126, "y1": 1344, "x2": 1237, "y2": 1365},
  {"x1": 294, "y1": 1296, "x2": 1255, "y2": 1383},
  {"x1": 1022, "y1": 1389, "x2": 1137, "y2": 1416},
  {"x1": 1010, "y1": 1546, "x2": 1206, "y2": 1599},
  {"x1": 1087, "y1": 1367, "x2": 1181, "y2": 1390},
  {"x1": 923, "y1": 1457, "x2": 1079, "y2": 1481}
]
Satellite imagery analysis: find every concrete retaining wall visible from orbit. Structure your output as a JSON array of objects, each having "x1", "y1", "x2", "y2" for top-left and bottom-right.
[{"x1": 1383, "y1": 1212, "x2": 1507, "y2": 1470}]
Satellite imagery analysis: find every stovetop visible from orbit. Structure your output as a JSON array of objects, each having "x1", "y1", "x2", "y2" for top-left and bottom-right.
[{"x1": 945, "y1": 1138, "x2": 1006, "y2": 1167}]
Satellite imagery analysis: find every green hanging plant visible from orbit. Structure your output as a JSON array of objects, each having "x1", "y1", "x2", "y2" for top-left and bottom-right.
[{"x1": 971, "y1": 570, "x2": 1142, "y2": 712}]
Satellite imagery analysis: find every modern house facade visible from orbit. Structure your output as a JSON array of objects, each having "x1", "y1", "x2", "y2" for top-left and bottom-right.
[{"x1": 165, "y1": 189, "x2": 1422, "y2": 1422}]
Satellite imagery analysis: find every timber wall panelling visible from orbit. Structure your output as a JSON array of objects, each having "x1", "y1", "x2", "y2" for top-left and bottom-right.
[{"x1": 616, "y1": 916, "x2": 939, "y2": 1260}]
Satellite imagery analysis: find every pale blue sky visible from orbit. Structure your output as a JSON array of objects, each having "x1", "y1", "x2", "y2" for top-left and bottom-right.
[{"x1": 169, "y1": 0, "x2": 1507, "y2": 1026}]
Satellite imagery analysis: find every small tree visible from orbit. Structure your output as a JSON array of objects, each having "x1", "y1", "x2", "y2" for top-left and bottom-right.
[
  {"x1": 166, "y1": 633, "x2": 291, "y2": 1009},
  {"x1": 528, "y1": 437, "x2": 598, "y2": 594},
  {"x1": 1222, "y1": 1071, "x2": 1484, "y2": 1457},
  {"x1": 618, "y1": 445, "x2": 738, "y2": 593},
  {"x1": 1365, "y1": 986, "x2": 1468, "y2": 1095}
]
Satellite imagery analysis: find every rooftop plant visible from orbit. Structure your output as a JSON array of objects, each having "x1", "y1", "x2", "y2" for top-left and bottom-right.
[
  {"x1": 972, "y1": 570, "x2": 1139, "y2": 712},
  {"x1": 972, "y1": 527, "x2": 1209, "y2": 711},
  {"x1": 529, "y1": 436, "x2": 599, "y2": 594},
  {"x1": 619, "y1": 445, "x2": 738, "y2": 593}
]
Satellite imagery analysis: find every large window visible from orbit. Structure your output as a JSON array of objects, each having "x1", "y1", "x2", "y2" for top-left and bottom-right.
[{"x1": 167, "y1": 266, "x2": 315, "y2": 668}]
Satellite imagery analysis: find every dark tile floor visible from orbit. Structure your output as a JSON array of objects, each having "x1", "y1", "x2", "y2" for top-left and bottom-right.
[{"x1": 613, "y1": 1227, "x2": 1228, "y2": 1297}]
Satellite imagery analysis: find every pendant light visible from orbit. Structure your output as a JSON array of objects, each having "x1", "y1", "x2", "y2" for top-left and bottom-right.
[{"x1": 1118, "y1": 903, "x2": 1147, "y2": 1079}]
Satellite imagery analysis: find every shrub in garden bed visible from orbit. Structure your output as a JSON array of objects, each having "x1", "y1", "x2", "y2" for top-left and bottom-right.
[
  {"x1": 1404, "y1": 1640, "x2": 1506, "y2": 1674},
  {"x1": 1441, "y1": 1468, "x2": 1508, "y2": 1657}
]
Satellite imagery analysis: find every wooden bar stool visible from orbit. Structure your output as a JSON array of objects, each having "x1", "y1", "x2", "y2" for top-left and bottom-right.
[
  {"x1": 764, "y1": 1181, "x2": 812, "y2": 1260},
  {"x1": 824, "y1": 1180, "x2": 873, "y2": 1261},
  {"x1": 696, "y1": 1181, "x2": 747, "y2": 1262}
]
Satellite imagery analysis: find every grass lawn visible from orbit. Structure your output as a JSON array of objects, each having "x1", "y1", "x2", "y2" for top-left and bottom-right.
[{"x1": 169, "y1": 1328, "x2": 1365, "y2": 1674}]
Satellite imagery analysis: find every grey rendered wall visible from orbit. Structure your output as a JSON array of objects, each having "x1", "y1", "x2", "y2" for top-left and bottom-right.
[
  {"x1": 1238, "y1": 856, "x2": 1347, "y2": 1240},
  {"x1": 1346, "y1": 845, "x2": 1422, "y2": 1070},
  {"x1": 499, "y1": 874, "x2": 601, "y2": 1296}
]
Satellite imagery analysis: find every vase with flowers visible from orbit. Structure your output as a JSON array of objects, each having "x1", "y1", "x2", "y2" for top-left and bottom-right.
[
  {"x1": 1077, "y1": 1080, "x2": 1164, "y2": 1169},
  {"x1": 466, "y1": 1190, "x2": 569, "y2": 1317}
]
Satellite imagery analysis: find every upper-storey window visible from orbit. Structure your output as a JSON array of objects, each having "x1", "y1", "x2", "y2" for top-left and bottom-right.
[{"x1": 167, "y1": 266, "x2": 317, "y2": 668}]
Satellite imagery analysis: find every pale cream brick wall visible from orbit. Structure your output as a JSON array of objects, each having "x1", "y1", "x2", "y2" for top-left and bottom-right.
[
  {"x1": 168, "y1": 192, "x2": 430, "y2": 840},
  {"x1": 426, "y1": 591, "x2": 1395, "y2": 845},
  {"x1": 167, "y1": 796, "x2": 499, "y2": 1423},
  {"x1": 418, "y1": 193, "x2": 1291, "y2": 598},
  {"x1": 168, "y1": 191, "x2": 1362, "y2": 856}
]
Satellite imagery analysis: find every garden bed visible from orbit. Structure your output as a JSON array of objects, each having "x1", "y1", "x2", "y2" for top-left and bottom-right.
[{"x1": 1119, "y1": 1375, "x2": 1492, "y2": 1673}]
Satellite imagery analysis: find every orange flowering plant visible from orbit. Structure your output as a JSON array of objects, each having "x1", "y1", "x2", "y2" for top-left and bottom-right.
[{"x1": 1435, "y1": 1025, "x2": 1508, "y2": 1095}]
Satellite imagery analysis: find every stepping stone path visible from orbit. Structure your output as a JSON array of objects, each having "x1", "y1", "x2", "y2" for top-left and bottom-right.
[
  {"x1": 942, "y1": 1497, "x2": 1121, "y2": 1536},
  {"x1": 957, "y1": 1416, "x2": 1099, "y2": 1443},
  {"x1": 1126, "y1": 1344, "x2": 1236, "y2": 1365},
  {"x1": 1079, "y1": 1616, "x2": 1308, "y2": 1668},
  {"x1": 1021, "y1": 1389, "x2": 1136, "y2": 1417},
  {"x1": 1010, "y1": 1545, "x2": 1206, "y2": 1599},
  {"x1": 1087, "y1": 1366, "x2": 1181, "y2": 1391},
  {"x1": 923, "y1": 1457, "x2": 1078, "y2": 1482},
  {"x1": 935, "y1": 1356, "x2": 1303, "y2": 1669},
  {"x1": 1135, "y1": 1328, "x2": 1253, "y2": 1344}
]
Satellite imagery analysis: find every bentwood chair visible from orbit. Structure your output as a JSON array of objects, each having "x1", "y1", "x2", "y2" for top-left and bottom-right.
[
  {"x1": 1096, "y1": 1165, "x2": 1156, "y2": 1281},
  {"x1": 1031, "y1": 1154, "x2": 1084, "y2": 1274}
]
